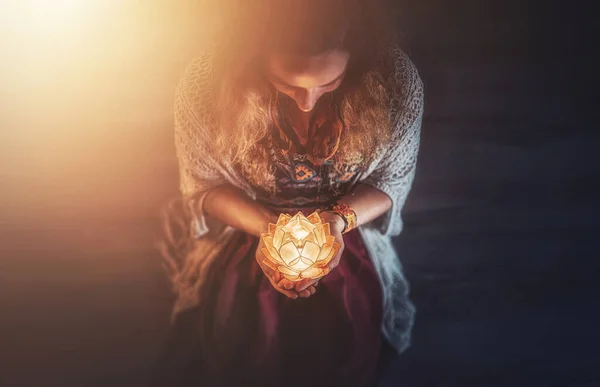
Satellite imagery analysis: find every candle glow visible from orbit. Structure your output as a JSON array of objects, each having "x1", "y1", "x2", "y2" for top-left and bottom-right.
[{"x1": 260, "y1": 211, "x2": 341, "y2": 281}]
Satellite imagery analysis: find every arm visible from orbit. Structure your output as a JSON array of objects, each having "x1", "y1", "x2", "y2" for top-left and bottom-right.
[
  {"x1": 326, "y1": 50, "x2": 424, "y2": 237},
  {"x1": 321, "y1": 182, "x2": 394, "y2": 232},
  {"x1": 174, "y1": 53, "x2": 277, "y2": 239},
  {"x1": 202, "y1": 184, "x2": 279, "y2": 238}
]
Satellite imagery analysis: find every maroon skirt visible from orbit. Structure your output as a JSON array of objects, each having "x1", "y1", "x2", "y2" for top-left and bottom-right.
[{"x1": 155, "y1": 228, "x2": 383, "y2": 387}]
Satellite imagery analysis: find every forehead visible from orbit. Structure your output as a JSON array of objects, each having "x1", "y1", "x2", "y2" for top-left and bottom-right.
[{"x1": 265, "y1": 49, "x2": 350, "y2": 88}]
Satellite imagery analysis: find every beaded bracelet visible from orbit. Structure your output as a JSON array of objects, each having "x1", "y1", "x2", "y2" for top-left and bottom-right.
[{"x1": 323, "y1": 202, "x2": 357, "y2": 234}]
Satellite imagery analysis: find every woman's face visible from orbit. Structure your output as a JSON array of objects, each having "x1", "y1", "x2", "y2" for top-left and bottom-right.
[{"x1": 266, "y1": 48, "x2": 350, "y2": 112}]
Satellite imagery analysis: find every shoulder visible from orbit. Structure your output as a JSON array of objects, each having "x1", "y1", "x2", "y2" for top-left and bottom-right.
[
  {"x1": 387, "y1": 46, "x2": 424, "y2": 118},
  {"x1": 175, "y1": 48, "x2": 216, "y2": 119},
  {"x1": 374, "y1": 47, "x2": 424, "y2": 146},
  {"x1": 175, "y1": 48, "x2": 214, "y2": 130}
]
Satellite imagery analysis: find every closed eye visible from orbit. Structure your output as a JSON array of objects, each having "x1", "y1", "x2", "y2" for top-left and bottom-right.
[{"x1": 270, "y1": 72, "x2": 346, "y2": 91}]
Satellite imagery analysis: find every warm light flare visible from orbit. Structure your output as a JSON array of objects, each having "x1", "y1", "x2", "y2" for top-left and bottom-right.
[
  {"x1": 23, "y1": 0, "x2": 92, "y2": 36},
  {"x1": 1, "y1": 1, "x2": 220, "y2": 225}
]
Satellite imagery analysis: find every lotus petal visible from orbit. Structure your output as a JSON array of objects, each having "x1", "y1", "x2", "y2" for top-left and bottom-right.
[
  {"x1": 280, "y1": 216, "x2": 297, "y2": 232},
  {"x1": 299, "y1": 218, "x2": 317, "y2": 233},
  {"x1": 322, "y1": 244, "x2": 339, "y2": 265},
  {"x1": 314, "y1": 242, "x2": 340, "y2": 268},
  {"x1": 281, "y1": 226, "x2": 295, "y2": 239},
  {"x1": 276, "y1": 213, "x2": 292, "y2": 227},
  {"x1": 283, "y1": 273, "x2": 301, "y2": 281},
  {"x1": 280, "y1": 231, "x2": 296, "y2": 248},
  {"x1": 261, "y1": 255, "x2": 278, "y2": 271},
  {"x1": 273, "y1": 228, "x2": 285, "y2": 250},
  {"x1": 288, "y1": 225, "x2": 310, "y2": 244},
  {"x1": 322, "y1": 222, "x2": 331, "y2": 237},
  {"x1": 306, "y1": 211, "x2": 322, "y2": 225},
  {"x1": 278, "y1": 265, "x2": 300, "y2": 275},
  {"x1": 266, "y1": 210, "x2": 342, "y2": 282},
  {"x1": 278, "y1": 265, "x2": 301, "y2": 281},
  {"x1": 263, "y1": 250, "x2": 282, "y2": 267},
  {"x1": 301, "y1": 232, "x2": 316, "y2": 247},
  {"x1": 288, "y1": 257, "x2": 312, "y2": 272},
  {"x1": 278, "y1": 241, "x2": 300, "y2": 265},
  {"x1": 262, "y1": 236, "x2": 284, "y2": 264},
  {"x1": 316, "y1": 237, "x2": 334, "y2": 261},
  {"x1": 282, "y1": 216, "x2": 304, "y2": 233},
  {"x1": 313, "y1": 224, "x2": 325, "y2": 245},
  {"x1": 300, "y1": 241, "x2": 320, "y2": 262},
  {"x1": 299, "y1": 266, "x2": 323, "y2": 279}
]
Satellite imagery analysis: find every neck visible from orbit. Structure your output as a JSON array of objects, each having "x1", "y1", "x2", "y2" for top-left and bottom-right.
[{"x1": 281, "y1": 99, "x2": 314, "y2": 137}]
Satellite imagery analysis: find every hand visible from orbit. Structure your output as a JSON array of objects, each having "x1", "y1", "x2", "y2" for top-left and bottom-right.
[
  {"x1": 287, "y1": 210, "x2": 346, "y2": 294},
  {"x1": 318, "y1": 210, "x2": 346, "y2": 271},
  {"x1": 255, "y1": 236, "x2": 317, "y2": 299}
]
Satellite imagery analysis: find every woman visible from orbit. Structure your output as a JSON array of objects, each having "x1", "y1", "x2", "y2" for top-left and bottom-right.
[{"x1": 153, "y1": 0, "x2": 423, "y2": 386}]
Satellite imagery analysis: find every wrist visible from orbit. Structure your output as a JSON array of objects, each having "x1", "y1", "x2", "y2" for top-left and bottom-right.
[
  {"x1": 321, "y1": 202, "x2": 357, "y2": 234},
  {"x1": 320, "y1": 210, "x2": 346, "y2": 234}
]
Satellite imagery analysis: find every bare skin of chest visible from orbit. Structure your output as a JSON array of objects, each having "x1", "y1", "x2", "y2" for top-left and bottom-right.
[
  {"x1": 287, "y1": 109, "x2": 312, "y2": 145},
  {"x1": 283, "y1": 103, "x2": 316, "y2": 147}
]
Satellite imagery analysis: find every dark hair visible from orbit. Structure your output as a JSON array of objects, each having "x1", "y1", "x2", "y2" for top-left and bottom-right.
[
  {"x1": 205, "y1": 0, "x2": 398, "y2": 196},
  {"x1": 213, "y1": 0, "x2": 397, "y2": 90}
]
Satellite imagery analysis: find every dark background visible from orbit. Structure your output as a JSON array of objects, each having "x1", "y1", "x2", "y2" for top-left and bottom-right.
[{"x1": 1, "y1": 1, "x2": 598, "y2": 386}]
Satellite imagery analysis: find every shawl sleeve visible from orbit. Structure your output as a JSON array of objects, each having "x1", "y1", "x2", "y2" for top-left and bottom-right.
[
  {"x1": 360, "y1": 49, "x2": 424, "y2": 238},
  {"x1": 174, "y1": 50, "x2": 229, "y2": 239}
]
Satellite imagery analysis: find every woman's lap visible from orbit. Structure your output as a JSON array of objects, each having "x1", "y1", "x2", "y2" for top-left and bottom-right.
[{"x1": 153, "y1": 228, "x2": 383, "y2": 387}]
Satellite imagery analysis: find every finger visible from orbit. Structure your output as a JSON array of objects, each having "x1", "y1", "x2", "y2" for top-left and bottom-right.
[
  {"x1": 327, "y1": 249, "x2": 344, "y2": 271},
  {"x1": 268, "y1": 278, "x2": 298, "y2": 299},
  {"x1": 271, "y1": 270, "x2": 281, "y2": 283},
  {"x1": 260, "y1": 258, "x2": 282, "y2": 283},
  {"x1": 276, "y1": 286, "x2": 299, "y2": 299},
  {"x1": 299, "y1": 284, "x2": 318, "y2": 298},
  {"x1": 261, "y1": 254, "x2": 280, "y2": 272},
  {"x1": 257, "y1": 259, "x2": 280, "y2": 284},
  {"x1": 314, "y1": 245, "x2": 344, "y2": 270},
  {"x1": 278, "y1": 278, "x2": 296, "y2": 290},
  {"x1": 256, "y1": 258, "x2": 272, "y2": 276},
  {"x1": 295, "y1": 277, "x2": 319, "y2": 292}
]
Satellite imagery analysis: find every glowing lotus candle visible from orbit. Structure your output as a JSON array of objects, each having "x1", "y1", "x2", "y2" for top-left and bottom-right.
[{"x1": 260, "y1": 211, "x2": 342, "y2": 281}]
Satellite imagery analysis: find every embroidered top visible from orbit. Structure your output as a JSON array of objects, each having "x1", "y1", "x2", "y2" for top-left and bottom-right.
[
  {"x1": 254, "y1": 153, "x2": 361, "y2": 210},
  {"x1": 253, "y1": 93, "x2": 361, "y2": 210}
]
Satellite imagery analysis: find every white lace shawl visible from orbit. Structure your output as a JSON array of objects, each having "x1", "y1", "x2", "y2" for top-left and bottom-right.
[{"x1": 170, "y1": 46, "x2": 424, "y2": 353}]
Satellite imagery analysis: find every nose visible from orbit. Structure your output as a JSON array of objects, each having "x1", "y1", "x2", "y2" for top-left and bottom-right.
[{"x1": 294, "y1": 89, "x2": 320, "y2": 112}]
